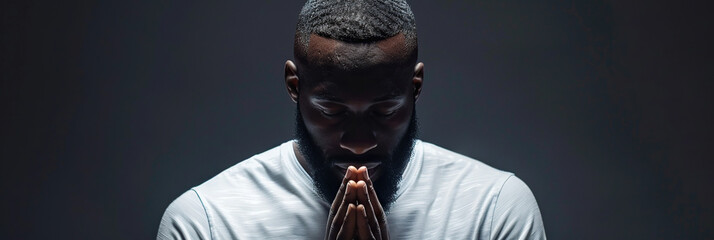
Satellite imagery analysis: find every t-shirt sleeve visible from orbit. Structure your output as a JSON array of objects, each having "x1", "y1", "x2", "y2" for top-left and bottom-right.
[
  {"x1": 489, "y1": 175, "x2": 547, "y2": 240},
  {"x1": 157, "y1": 189, "x2": 211, "y2": 240}
]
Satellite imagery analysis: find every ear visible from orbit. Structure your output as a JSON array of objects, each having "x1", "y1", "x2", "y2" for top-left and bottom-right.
[
  {"x1": 285, "y1": 60, "x2": 300, "y2": 103},
  {"x1": 413, "y1": 62, "x2": 424, "y2": 102}
]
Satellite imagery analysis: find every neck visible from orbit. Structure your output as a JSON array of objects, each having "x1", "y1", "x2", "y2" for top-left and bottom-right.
[{"x1": 292, "y1": 141, "x2": 312, "y2": 177}]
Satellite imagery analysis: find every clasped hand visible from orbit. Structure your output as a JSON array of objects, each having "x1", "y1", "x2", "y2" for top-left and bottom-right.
[{"x1": 325, "y1": 166, "x2": 389, "y2": 240}]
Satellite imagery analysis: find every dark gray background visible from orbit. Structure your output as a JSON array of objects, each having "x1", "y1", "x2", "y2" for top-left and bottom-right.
[{"x1": 2, "y1": 0, "x2": 712, "y2": 239}]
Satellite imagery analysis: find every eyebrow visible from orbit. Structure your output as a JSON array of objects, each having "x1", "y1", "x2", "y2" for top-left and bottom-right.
[{"x1": 373, "y1": 92, "x2": 403, "y2": 101}]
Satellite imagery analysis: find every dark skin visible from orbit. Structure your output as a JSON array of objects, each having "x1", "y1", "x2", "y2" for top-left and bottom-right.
[{"x1": 285, "y1": 33, "x2": 424, "y2": 240}]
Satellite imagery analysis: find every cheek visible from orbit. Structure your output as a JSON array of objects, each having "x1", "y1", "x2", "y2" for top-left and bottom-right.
[{"x1": 376, "y1": 105, "x2": 413, "y2": 146}]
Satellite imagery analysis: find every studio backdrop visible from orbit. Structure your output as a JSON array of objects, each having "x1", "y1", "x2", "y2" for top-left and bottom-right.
[{"x1": 2, "y1": 0, "x2": 712, "y2": 239}]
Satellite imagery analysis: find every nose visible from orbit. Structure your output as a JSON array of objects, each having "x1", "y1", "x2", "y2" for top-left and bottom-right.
[{"x1": 339, "y1": 119, "x2": 377, "y2": 155}]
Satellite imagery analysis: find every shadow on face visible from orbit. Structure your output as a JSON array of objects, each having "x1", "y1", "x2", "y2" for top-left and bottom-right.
[{"x1": 285, "y1": 33, "x2": 424, "y2": 207}]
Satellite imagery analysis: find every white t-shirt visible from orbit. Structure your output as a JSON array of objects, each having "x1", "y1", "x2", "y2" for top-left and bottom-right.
[{"x1": 157, "y1": 140, "x2": 546, "y2": 239}]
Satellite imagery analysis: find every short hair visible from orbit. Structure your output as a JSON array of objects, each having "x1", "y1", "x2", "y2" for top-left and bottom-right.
[{"x1": 295, "y1": 0, "x2": 418, "y2": 56}]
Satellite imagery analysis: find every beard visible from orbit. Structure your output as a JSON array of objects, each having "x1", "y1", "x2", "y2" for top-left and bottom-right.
[{"x1": 294, "y1": 105, "x2": 418, "y2": 212}]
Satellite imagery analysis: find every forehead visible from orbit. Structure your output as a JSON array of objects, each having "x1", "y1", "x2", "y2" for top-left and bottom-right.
[
  {"x1": 304, "y1": 33, "x2": 412, "y2": 71},
  {"x1": 298, "y1": 33, "x2": 415, "y2": 100}
]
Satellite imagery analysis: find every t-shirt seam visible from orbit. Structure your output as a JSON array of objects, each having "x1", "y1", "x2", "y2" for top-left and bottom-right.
[
  {"x1": 191, "y1": 188, "x2": 213, "y2": 240},
  {"x1": 489, "y1": 174, "x2": 515, "y2": 240},
  {"x1": 386, "y1": 139, "x2": 424, "y2": 202}
]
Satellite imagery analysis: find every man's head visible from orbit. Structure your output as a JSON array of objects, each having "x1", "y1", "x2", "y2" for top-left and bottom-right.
[{"x1": 285, "y1": 0, "x2": 424, "y2": 210}]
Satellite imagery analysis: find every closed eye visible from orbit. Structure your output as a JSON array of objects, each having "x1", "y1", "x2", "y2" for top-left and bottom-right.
[
  {"x1": 321, "y1": 109, "x2": 346, "y2": 117},
  {"x1": 373, "y1": 110, "x2": 397, "y2": 117}
]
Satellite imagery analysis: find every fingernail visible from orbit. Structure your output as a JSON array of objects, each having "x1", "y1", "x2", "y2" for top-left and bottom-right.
[
  {"x1": 360, "y1": 205, "x2": 367, "y2": 217},
  {"x1": 362, "y1": 168, "x2": 369, "y2": 179}
]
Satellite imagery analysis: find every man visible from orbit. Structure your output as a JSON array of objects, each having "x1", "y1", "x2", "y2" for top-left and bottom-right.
[{"x1": 158, "y1": 0, "x2": 546, "y2": 239}]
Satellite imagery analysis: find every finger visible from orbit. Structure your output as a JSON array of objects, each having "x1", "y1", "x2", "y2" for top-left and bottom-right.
[
  {"x1": 355, "y1": 166, "x2": 367, "y2": 181},
  {"x1": 329, "y1": 180, "x2": 358, "y2": 239},
  {"x1": 330, "y1": 166, "x2": 358, "y2": 214},
  {"x1": 356, "y1": 204, "x2": 376, "y2": 240},
  {"x1": 336, "y1": 204, "x2": 357, "y2": 240},
  {"x1": 361, "y1": 168, "x2": 389, "y2": 240},
  {"x1": 356, "y1": 181, "x2": 381, "y2": 239},
  {"x1": 360, "y1": 167, "x2": 384, "y2": 216},
  {"x1": 327, "y1": 166, "x2": 359, "y2": 230}
]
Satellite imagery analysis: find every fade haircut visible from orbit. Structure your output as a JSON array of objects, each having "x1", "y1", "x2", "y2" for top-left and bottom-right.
[{"x1": 294, "y1": 0, "x2": 418, "y2": 58}]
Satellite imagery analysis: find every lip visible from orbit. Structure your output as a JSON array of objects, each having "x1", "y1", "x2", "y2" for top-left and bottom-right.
[{"x1": 333, "y1": 162, "x2": 382, "y2": 170}]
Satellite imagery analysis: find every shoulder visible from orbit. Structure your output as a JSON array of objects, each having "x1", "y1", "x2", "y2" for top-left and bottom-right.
[
  {"x1": 217, "y1": 142, "x2": 285, "y2": 177},
  {"x1": 419, "y1": 141, "x2": 514, "y2": 185},
  {"x1": 194, "y1": 142, "x2": 287, "y2": 193},
  {"x1": 410, "y1": 141, "x2": 519, "y2": 211},
  {"x1": 157, "y1": 141, "x2": 293, "y2": 239},
  {"x1": 489, "y1": 175, "x2": 547, "y2": 239},
  {"x1": 157, "y1": 190, "x2": 211, "y2": 239},
  {"x1": 419, "y1": 141, "x2": 547, "y2": 239}
]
